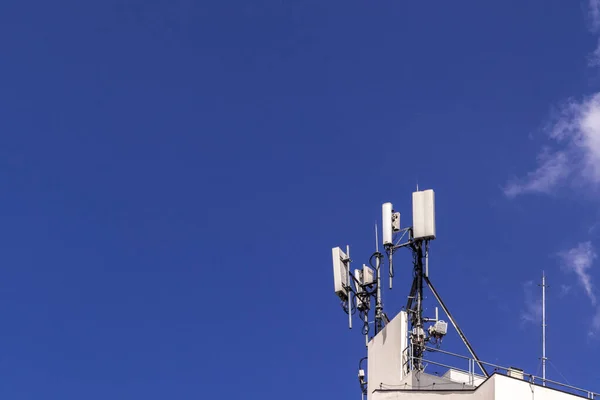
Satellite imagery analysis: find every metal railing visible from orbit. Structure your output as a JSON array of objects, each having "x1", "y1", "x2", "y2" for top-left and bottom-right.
[{"x1": 402, "y1": 346, "x2": 598, "y2": 399}]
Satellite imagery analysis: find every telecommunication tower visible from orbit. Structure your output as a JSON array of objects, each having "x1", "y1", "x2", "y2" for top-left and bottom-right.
[
  {"x1": 331, "y1": 188, "x2": 488, "y2": 395},
  {"x1": 330, "y1": 189, "x2": 599, "y2": 400}
]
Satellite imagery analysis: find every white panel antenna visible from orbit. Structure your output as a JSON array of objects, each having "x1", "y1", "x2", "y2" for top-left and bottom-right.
[
  {"x1": 332, "y1": 247, "x2": 349, "y2": 301},
  {"x1": 382, "y1": 202, "x2": 393, "y2": 246},
  {"x1": 412, "y1": 189, "x2": 436, "y2": 240},
  {"x1": 354, "y1": 269, "x2": 368, "y2": 310},
  {"x1": 354, "y1": 269, "x2": 364, "y2": 293},
  {"x1": 362, "y1": 264, "x2": 374, "y2": 286}
]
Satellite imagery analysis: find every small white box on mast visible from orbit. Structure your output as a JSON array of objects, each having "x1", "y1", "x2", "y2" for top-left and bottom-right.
[
  {"x1": 412, "y1": 189, "x2": 436, "y2": 240},
  {"x1": 392, "y1": 211, "x2": 401, "y2": 232}
]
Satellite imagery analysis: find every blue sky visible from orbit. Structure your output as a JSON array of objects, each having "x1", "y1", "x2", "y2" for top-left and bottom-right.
[{"x1": 1, "y1": 0, "x2": 600, "y2": 398}]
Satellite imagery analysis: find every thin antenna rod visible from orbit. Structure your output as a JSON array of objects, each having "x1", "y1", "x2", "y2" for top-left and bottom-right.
[
  {"x1": 364, "y1": 310, "x2": 369, "y2": 348},
  {"x1": 389, "y1": 248, "x2": 393, "y2": 290},
  {"x1": 375, "y1": 224, "x2": 379, "y2": 252},
  {"x1": 542, "y1": 271, "x2": 547, "y2": 387},
  {"x1": 347, "y1": 245, "x2": 352, "y2": 330},
  {"x1": 425, "y1": 241, "x2": 429, "y2": 278}
]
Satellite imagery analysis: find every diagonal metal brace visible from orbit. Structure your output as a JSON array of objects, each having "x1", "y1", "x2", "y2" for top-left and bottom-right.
[{"x1": 425, "y1": 276, "x2": 489, "y2": 378}]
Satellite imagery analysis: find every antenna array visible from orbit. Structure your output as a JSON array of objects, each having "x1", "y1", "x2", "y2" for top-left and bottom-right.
[{"x1": 330, "y1": 188, "x2": 489, "y2": 395}]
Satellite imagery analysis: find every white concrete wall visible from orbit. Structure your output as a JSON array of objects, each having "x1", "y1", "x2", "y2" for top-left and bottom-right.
[
  {"x1": 372, "y1": 375, "x2": 493, "y2": 400},
  {"x1": 367, "y1": 311, "x2": 408, "y2": 400},
  {"x1": 372, "y1": 374, "x2": 587, "y2": 400},
  {"x1": 442, "y1": 369, "x2": 485, "y2": 387},
  {"x1": 494, "y1": 375, "x2": 586, "y2": 400},
  {"x1": 401, "y1": 371, "x2": 480, "y2": 391}
]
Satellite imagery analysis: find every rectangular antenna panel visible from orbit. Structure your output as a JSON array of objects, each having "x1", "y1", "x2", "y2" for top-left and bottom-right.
[
  {"x1": 362, "y1": 265, "x2": 374, "y2": 286},
  {"x1": 354, "y1": 269, "x2": 363, "y2": 292},
  {"x1": 354, "y1": 269, "x2": 369, "y2": 310},
  {"x1": 412, "y1": 189, "x2": 436, "y2": 240},
  {"x1": 332, "y1": 247, "x2": 349, "y2": 301},
  {"x1": 382, "y1": 202, "x2": 393, "y2": 246}
]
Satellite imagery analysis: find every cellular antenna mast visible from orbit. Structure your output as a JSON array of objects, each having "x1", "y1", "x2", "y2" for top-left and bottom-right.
[
  {"x1": 329, "y1": 189, "x2": 599, "y2": 400},
  {"x1": 330, "y1": 188, "x2": 488, "y2": 397}
]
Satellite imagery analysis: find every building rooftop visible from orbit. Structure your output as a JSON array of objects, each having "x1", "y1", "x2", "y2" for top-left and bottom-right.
[
  {"x1": 373, "y1": 371, "x2": 595, "y2": 400},
  {"x1": 367, "y1": 311, "x2": 598, "y2": 400}
]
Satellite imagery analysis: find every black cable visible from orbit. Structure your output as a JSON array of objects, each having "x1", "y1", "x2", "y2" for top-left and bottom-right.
[
  {"x1": 359, "y1": 356, "x2": 368, "y2": 370},
  {"x1": 387, "y1": 250, "x2": 394, "y2": 279},
  {"x1": 340, "y1": 299, "x2": 357, "y2": 315},
  {"x1": 340, "y1": 301, "x2": 348, "y2": 314},
  {"x1": 362, "y1": 317, "x2": 369, "y2": 336},
  {"x1": 369, "y1": 251, "x2": 382, "y2": 270},
  {"x1": 358, "y1": 356, "x2": 368, "y2": 394}
]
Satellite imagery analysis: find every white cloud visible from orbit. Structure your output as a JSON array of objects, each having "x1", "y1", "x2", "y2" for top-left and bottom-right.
[
  {"x1": 504, "y1": 94, "x2": 600, "y2": 197},
  {"x1": 520, "y1": 281, "x2": 542, "y2": 324},
  {"x1": 589, "y1": 307, "x2": 600, "y2": 338},
  {"x1": 558, "y1": 241, "x2": 597, "y2": 305},
  {"x1": 503, "y1": 150, "x2": 570, "y2": 198},
  {"x1": 589, "y1": 0, "x2": 600, "y2": 65},
  {"x1": 590, "y1": 0, "x2": 600, "y2": 32},
  {"x1": 588, "y1": 39, "x2": 600, "y2": 67},
  {"x1": 505, "y1": 0, "x2": 600, "y2": 197},
  {"x1": 507, "y1": 0, "x2": 600, "y2": 342}
]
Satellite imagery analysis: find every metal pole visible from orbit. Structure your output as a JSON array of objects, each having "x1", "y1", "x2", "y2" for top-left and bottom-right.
[
  {"x1": 374, "y1": 225, "x2": 383, "y2": 333},
  {"x1": 469, "y1": 359, "x2": 474, "y2": 386},
  {"x1": 425, "y1": 240, "x2": 429, "y2": 278},
  {"x1": 375, "y1": 252, "x2": 382, "y2": 334},
  {"x1": 417, "y1": 242, "x2": 424, "y2": 363},
  {"x1": 347, "y1": 245, "x2": 352, "y2": 330},
  {"x1": 408, "y1": 241, "x2": 425, "y2": 371},
  {"x1": 417, "y1": 243, "x2": 423, "y2": 331},
  {"x1": 365, "y1": 310, "x2": 369, "y2": 347},
  {"x1": 542, "y1": 271, "x2": 547, "y2": 386},
  {"x1": 389, "y1": 249, "x2": 393, "y2": 290}
]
